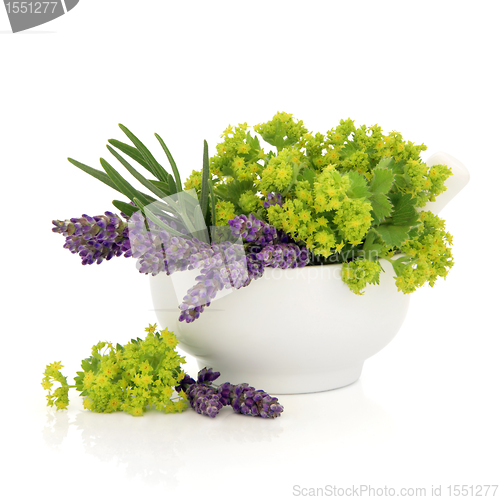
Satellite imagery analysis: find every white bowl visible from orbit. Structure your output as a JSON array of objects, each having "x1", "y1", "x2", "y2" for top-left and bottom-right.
[{"x1": 150, "y1": 258, "x2": 410, "y2": 394}]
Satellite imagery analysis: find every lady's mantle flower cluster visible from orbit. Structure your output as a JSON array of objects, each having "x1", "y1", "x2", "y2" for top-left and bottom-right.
[
  {"x1": 394, "y1": 211, "x2": 454, "y2": 293},
  {"x1": 42, "y1": 324, "x2": 187, "y2": 416},
  {"x1": 176, "y1": 368, "x2": 284, "y2": 419},
  {"x1": 43, "y1": 328, "x2": 284, "y2": 420},
  {"x1": 52, "y1": 212, "x2": 131, "y2": 265},
  {"x1": 206, "y1": 112, "x2": 454, "y2": 293}
]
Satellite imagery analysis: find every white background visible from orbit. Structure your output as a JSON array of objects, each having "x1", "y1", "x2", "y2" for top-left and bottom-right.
[{"x1": 1, "y1": 1, "x2": 499, "y2": 498}]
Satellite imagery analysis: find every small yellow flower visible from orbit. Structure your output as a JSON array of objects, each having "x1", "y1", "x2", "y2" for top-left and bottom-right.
[
  {"x1": 145, "y1": 324, "x2": 157, "y2": 334},
  {"x1": 41, "y1": 379, "x2": 52, "y2": 390}
]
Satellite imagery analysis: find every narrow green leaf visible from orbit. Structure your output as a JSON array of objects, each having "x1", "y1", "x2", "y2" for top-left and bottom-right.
[
  {"x1": 193, "y1": 205, "x2": 209, "y2": 243},
  {"x1": 167, "y1": 174, "x2": 177, "y2": 195},
  {"x1": 149, "y1": 179, "x2": 171, "y2": 195},
  {"x1": 132, "y1": 197, "x2": 186, "y2": 238},
  {"x1": 154, "y1": 133, "x2": 183, "y2": 193},
  {"x1": 107, "y1": 139, "x2": 152, "y2": 172},
  {"x1": 118, "y1": 124, "x2": 170, "y2": 183},
  {"x1": 208, "y1": 180, "x2": 217, "y2": 229},
  {"x1": 99, "y1": 158, "x2": 149, "y2": 206},
  {"x1": 68, "y1": 158, "x2": 119, "y2": 193},
  {"x1": 200, "y1": 140, "x2": 210, "y2": 220},
  {"x1": 112, "y1": 199, "x2": 139, "y2": 217},
  {"x1": 106, "y1": 145, "x2": 168, "y2": 199}
]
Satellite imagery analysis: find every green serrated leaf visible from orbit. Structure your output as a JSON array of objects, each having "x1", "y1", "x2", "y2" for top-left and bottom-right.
[
  {"x1": 347, "y1": 171, "x2": 370, "y2": 199},
  {"x1": 361, "y1": 229, "x2": 385, "y2": 260},
  {"x1": 375, "y1": 224, "x2": 411, "y2": 248},
  {"x1": 299, "y1": 167, "x2": 316, "y2": 188},
  {"x1": 370, "y1": 192, "x2": 393, "y2": 225},
  {"x1": 389, "y1": 192, "x2": 420, "y2": 227},
  {"x1": 370, "y1": 166, "x2": 395, "y2": 195},
  {"x1": 375, "y1": 157, "x2": 395, "y2": 170}
]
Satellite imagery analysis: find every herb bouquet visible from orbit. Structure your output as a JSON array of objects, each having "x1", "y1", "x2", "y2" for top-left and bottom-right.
[{"x1": 52, "y1": 112, "x2": 468, "y2": 393}]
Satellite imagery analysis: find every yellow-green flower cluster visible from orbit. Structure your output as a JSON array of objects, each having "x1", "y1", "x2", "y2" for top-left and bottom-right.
[
  {"x1": 204, "y1": 112, "x2": 455, "y2": 292},
  {"x1": 259, "y1": 147, "x2": 303, "y2": 194},
  {"x1": 394, "y1": 211, "x2": 454, "y2": 293},
  {"x1": 215, "y1": 200, "x2": 236, "y2": 226},
  {"x1": 42, "y1": 361, "x2": 70, "y2": 410},
  {"x1": 43, "y1": 324, "x2": 188, "y2": 416},
  {"x1": 333, "y1": 198, "x2": 373, "y2": 246},
  {"x1": 341, "y1": 259, "x2": 382, "y2": 295},
  {"x1": 254, "y1": 111, "x2": 308, "y2": 151},
  {"x1": 184, "y1": 169, "x2": 203, "y2": 193},
  {"x1": 210, "y1": 122, "x2": 265, "y2": 182}
]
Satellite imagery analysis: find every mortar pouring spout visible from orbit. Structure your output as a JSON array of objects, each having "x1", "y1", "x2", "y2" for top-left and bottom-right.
[{"x1": 419, "y1": 152, "x2": 470, "y2": 215}]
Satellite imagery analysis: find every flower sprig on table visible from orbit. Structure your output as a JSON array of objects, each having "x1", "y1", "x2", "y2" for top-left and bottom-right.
[{"x1": 42, "y1": 324, "x2": 283, "y2": 419}]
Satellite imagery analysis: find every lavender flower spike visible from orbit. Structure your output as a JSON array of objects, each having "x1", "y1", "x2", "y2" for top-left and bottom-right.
[
  {"x1": 218, "y1": 382, "x2": 284, "y2": 419},
  {"x1": 52, "y1": 212, "x2": 131, "y2": 265},
  {"x1": 176, "y1": 369, "x2": 284, "y2": 419}
]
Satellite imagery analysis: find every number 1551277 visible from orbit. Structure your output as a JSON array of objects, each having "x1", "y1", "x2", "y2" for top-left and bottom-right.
[{"x1": 5, "y1": 2, "x2": 59, "y2": 14}]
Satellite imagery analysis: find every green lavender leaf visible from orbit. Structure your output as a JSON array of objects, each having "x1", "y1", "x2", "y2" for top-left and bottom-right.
[
  {"x1": 107, "y1": 139, "x2": 152, "y2": 172},
  {"x1": 132, "y1": 197, "x2": 186, "y2": 238},
  {"x1": 154, "y1": 133, "x2": 183, "y2": 193},
  {"x1": 106, "y1": 145, "x2": 169, "y2": 199},
  {"x1": 200, "y1": 140, "x2": 210, "y2": 221},
  {"x1": 67, "y1": 158, "x2": 120, "y2": 193},
  {"x1": 118, "y1": 124, "x2": 171, "y2": 184},
  {"x1": 99, "y1": 158, "x2": 150, "y2": 206},
  {"x1": 149, "y1": 179, "x2": 172, "y2": 195},
  {"x1": 112, "y1": 200, "x2": 139, "y2": 217},
  {"x1": 208, "y1": 179, "x2": 216, "y2": 227}
]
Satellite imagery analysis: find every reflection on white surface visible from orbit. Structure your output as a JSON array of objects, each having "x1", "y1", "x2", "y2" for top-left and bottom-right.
[{"x1": 40, "y1": 380, "x2": 393, "y2": 487}]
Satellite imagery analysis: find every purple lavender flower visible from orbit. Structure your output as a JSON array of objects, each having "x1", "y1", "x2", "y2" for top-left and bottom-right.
[
  {"x1": 263, "y1": 192, "x2": 283, "y2": 209},
  {"x1": 227, "y1": 214, "x2": 277, "y2": 245},
  {"x1": 176, "y1": 368, "x2": 284, "y2": 419},
  {"x1": 52, "y1": 212, "x2": 131, "y2": 265},
  {"x1": 185, "y1": 383, "x2": 223, "y2": 418},
  {"x1": 54, "y1": 207, "x2": 308, "y2": 323},
  {"x1": 218, "y1": 382, "x2": 284, "y2": 418},
  {"x1": 197, "y1": 367, "x2": 221, "y2": 384}
]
